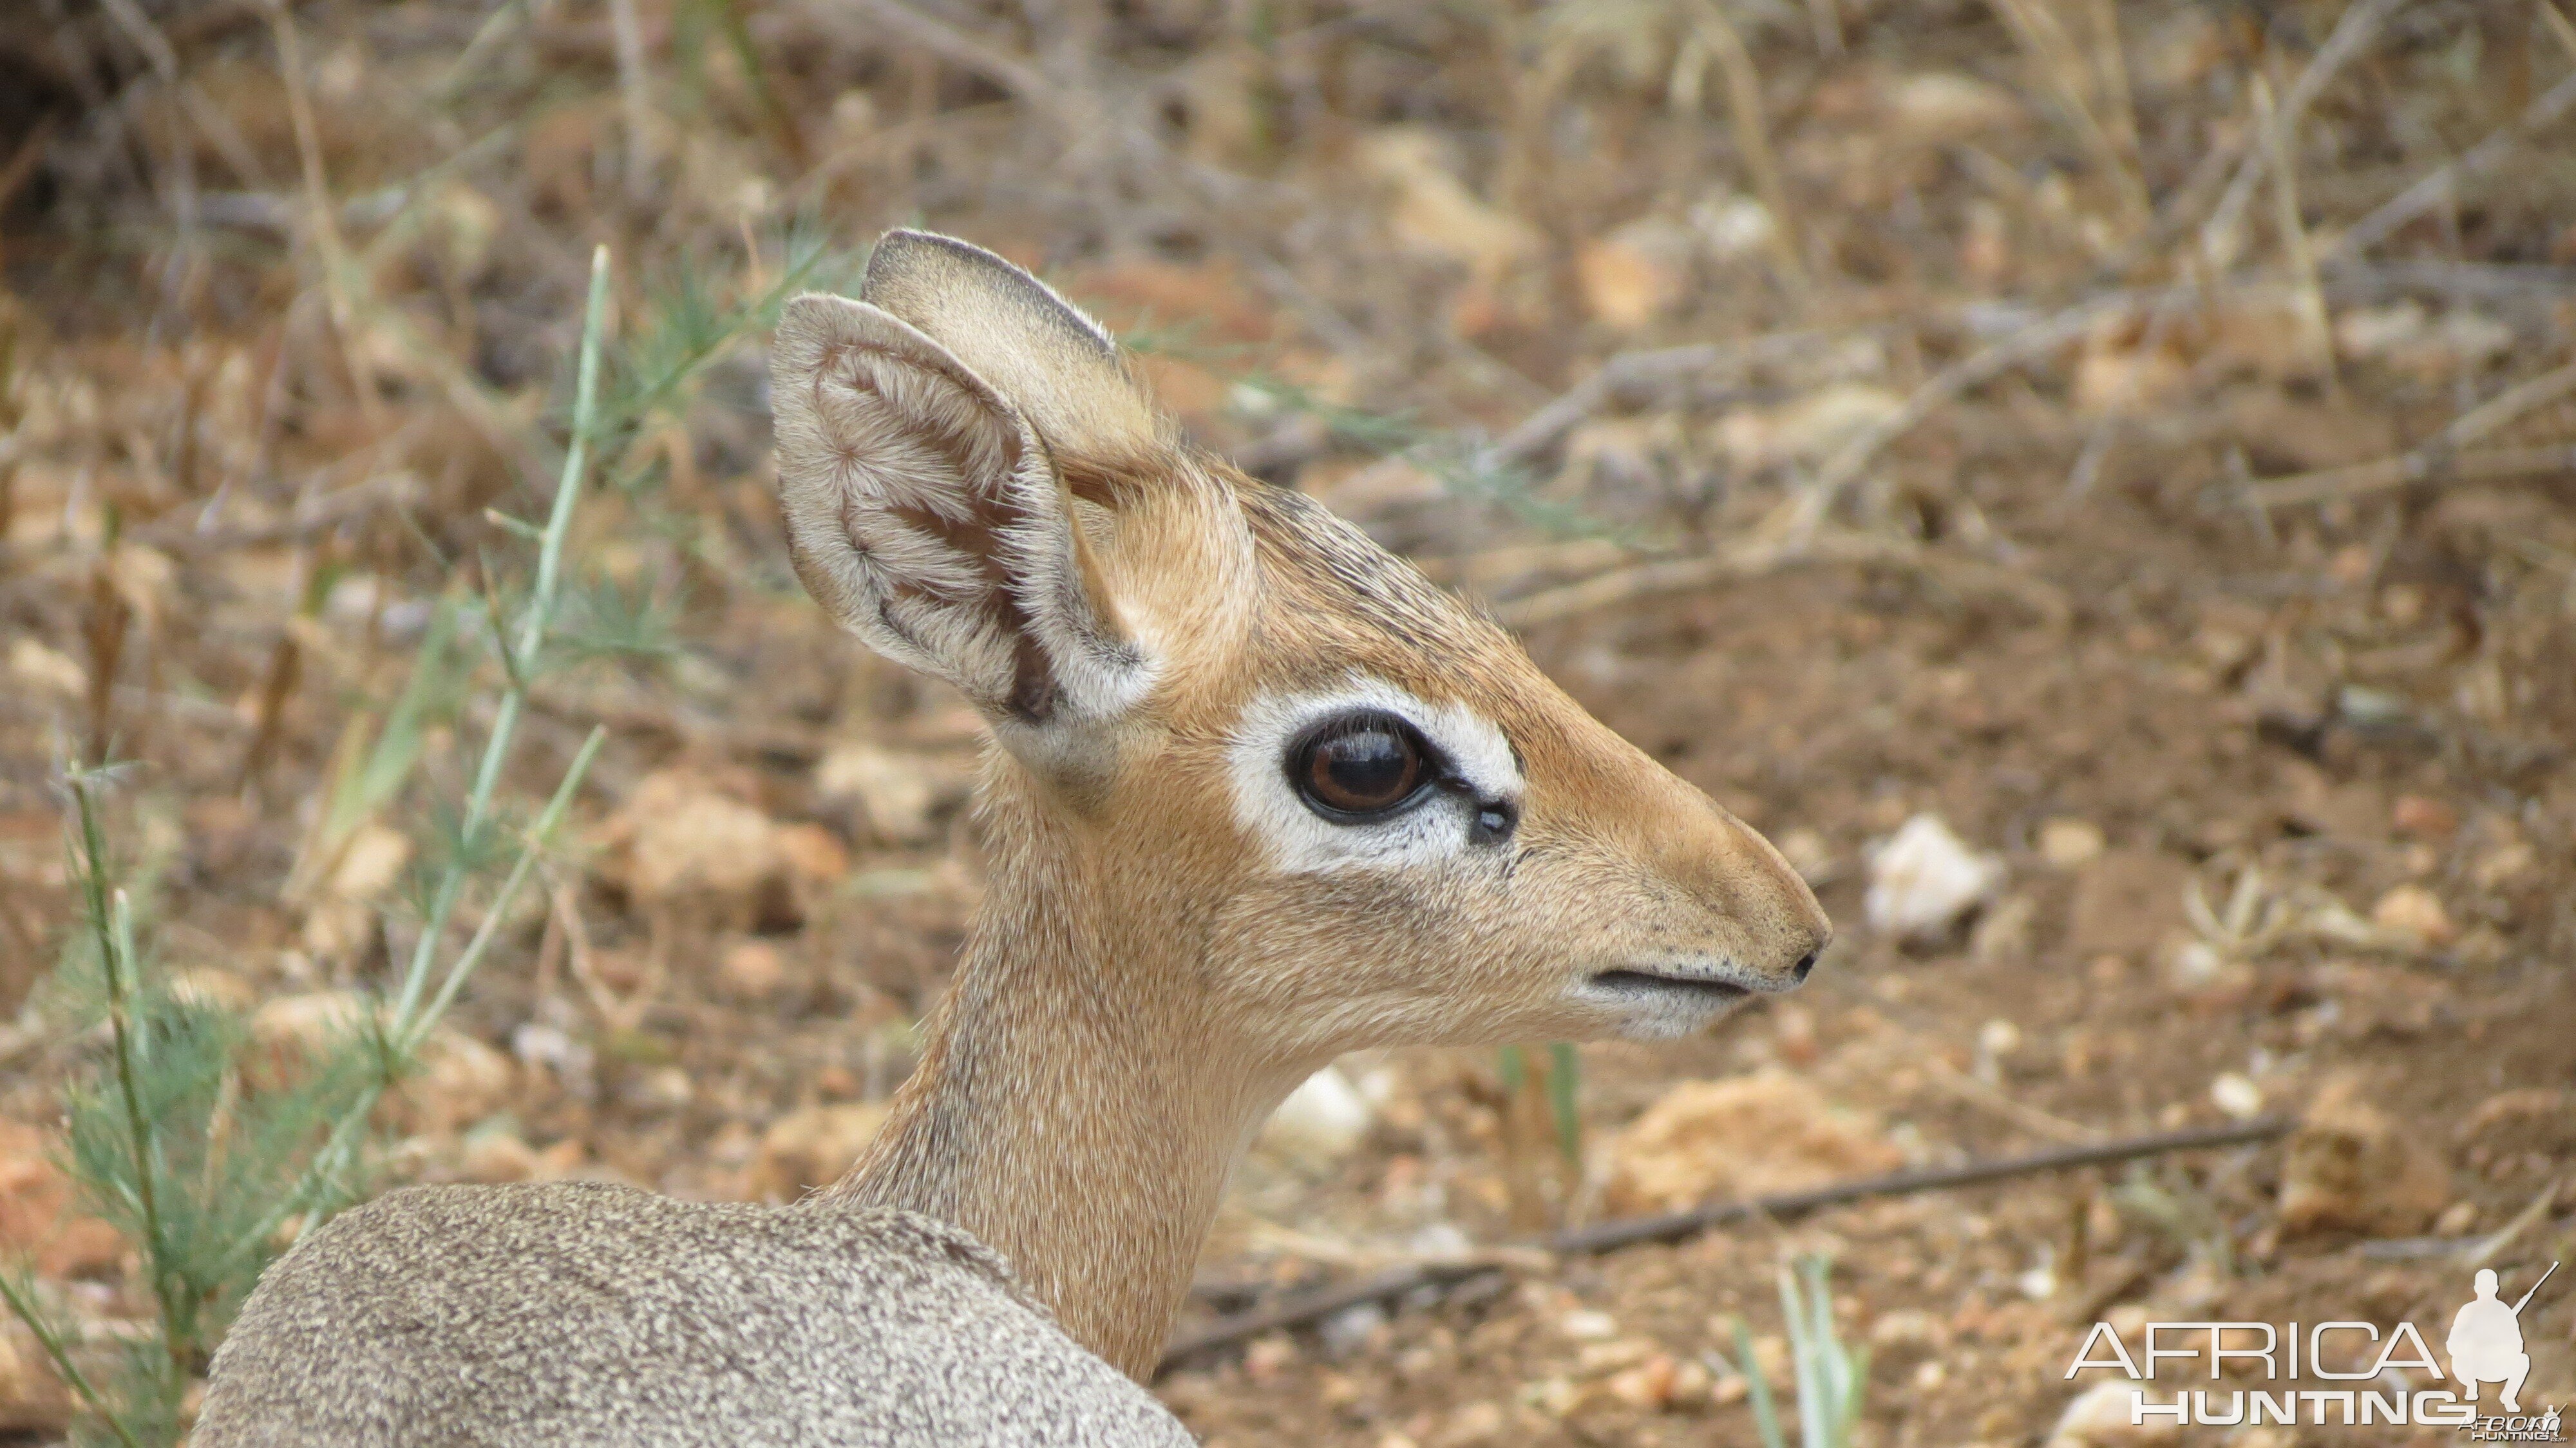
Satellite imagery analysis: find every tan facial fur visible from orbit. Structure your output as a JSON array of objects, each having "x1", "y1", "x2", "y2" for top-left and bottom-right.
[{"x1": 775, "y1": 231, "x2": 1829, "y2": 1377}]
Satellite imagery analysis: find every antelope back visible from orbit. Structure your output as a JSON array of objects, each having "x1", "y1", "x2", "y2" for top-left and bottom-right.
[{"x1": 771, "y1": 232, "x2": 1828, "y2": 1069}]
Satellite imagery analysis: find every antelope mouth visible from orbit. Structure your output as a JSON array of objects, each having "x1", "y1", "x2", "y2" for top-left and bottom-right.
[{"x1": 1584, "y1": 969, "x2": 1752, "y2": 1005}]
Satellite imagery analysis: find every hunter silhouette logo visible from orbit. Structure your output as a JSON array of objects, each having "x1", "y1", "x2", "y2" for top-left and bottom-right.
[
  {"x1": 2061, "y1": 1259, "x2": 2563, "y2": 1434},
  {"x1": 2452, "y1": 1263, "x2": 2555, "y2": 1416}
]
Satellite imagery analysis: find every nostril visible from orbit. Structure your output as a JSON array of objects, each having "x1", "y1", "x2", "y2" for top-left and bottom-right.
[{"x1": 1792, "y1": 949, "x2": 1820, "y2": 982}]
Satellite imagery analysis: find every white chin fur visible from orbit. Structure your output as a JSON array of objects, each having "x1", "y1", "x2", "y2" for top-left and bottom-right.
[
  {"x1": 1567, "y1": 967, "x2": 1758, "y2": 1040},
  {"x1": 1605, "y1": 998, "x2": 1741, "y2": 1042}
]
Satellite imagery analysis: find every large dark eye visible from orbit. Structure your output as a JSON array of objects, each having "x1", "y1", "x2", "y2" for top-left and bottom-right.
[{"x1": 1291, "y1": 713, "x2": 1432, "y2": 819}]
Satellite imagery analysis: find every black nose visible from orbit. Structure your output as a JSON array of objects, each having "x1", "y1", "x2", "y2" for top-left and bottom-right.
[{"x1": 1792, "y1": 949, "x2": 1820, "y2": 982}]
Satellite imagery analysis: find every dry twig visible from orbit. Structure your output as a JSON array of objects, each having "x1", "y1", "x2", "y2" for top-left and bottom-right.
[
  {"x1": 1494, "y1": 526, "x2": 2070, "y2": 629},
  {"x1": 2332, "y1": 70, "x2": 2576, "y2": 260},
  {"x1": 2244, "y1": 444, "x2": 2576, "y2": 510},
  {"x1": 2199, "y1": 0, "x2": 2401, "y2": 271},
  {"x1": 1159, "y1": 1116, "x2": 2293, "y2": 1373},
  {"x1": 2247, "y1": 357, "x2": 2576, "y2": 508}
]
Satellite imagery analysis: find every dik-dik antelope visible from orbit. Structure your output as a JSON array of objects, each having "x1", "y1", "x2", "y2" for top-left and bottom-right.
[{"x1": 196, "y1": 230, "x2": 1830, "y2": 1445}]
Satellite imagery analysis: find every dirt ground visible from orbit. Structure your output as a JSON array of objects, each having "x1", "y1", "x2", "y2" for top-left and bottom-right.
[{"x1": 2, "y1": 0, "x2": 2573, "y2": 1443}]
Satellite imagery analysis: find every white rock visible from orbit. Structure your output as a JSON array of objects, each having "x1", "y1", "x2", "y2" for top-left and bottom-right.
[
  {"x1": 1258, "y1": 1065, "x2": 1375, "y2": 1165},
  {"x1": 325, "y1": 823, "x2": 412, "y2": 904},
  {"x1": 2166, "y1": 938, "x2": 2225, "y2": 986},
  {"x1": 1689, "y1": 193, "x2": 1777, "y2": 261},
  {"x1": 1318, "y1": 1301, "x2": 1386, "y2": 1357},
  {"x1": 2048, "y1": 1380, "x2": 2179, "y2": 1444},
  {"x1": 2334, "y1": 301, "x2": 2426, "y2": 359},
  {"x1": 2038, "y1": 817, "x2": 2106, "y2": 870},
  {"x1": 1886, "y1": 72, "x2": 2025, "y2": 141},
  {"x1": 2210, "y1": 1072, "x2": 2264, "y2": 1120},
  {"x1": 1558, "y1": 1310, "x2": 1618, "y2": 1341},
  {"x1": 1864, "y1": 814, "x2": 2005, "y2": 942},
  {"x1": 7, "y1": 638, "x2": 86, "y2": 698}
]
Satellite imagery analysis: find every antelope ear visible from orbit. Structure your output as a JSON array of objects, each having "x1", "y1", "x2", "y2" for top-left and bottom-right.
[
  {"x1": 858, "y1": 229, "x2": 1162, "y2": 460},
  {"x1": 768, "y1": 291, "x2": 1153, "y2": 734}
]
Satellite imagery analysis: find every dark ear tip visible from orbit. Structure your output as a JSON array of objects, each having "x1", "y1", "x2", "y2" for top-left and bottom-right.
[
  {"x1": 864, "y1": 230, "x2": 1012, "y2": 298},
  {"x1": 861, "y1": 230, "x2": 1120, "y2": 363}
]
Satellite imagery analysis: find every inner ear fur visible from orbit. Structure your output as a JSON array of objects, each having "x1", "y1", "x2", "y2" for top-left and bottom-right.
[{"x1": 769, "y1": 291, "x2": 1149, "y2": 726}]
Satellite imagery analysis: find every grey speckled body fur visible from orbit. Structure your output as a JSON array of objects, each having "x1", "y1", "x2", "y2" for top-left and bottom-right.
[{"x1": 191, "y1": 1182, "x2": 1193, "y2": 1447}]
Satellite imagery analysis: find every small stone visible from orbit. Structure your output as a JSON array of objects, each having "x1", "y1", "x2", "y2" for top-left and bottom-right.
[
  {"x1": 2454, "y1": 925, "x2": 2510, "y2": 967},
  {"x1": 1771, "y1": 1002, "x2": 1819, "y2": 1066},
  {"x1": 1976, "y1": 1018, "x2": 2022, "y2": 1060},
  {"x1": 2371, "y1": 884, "x2": 2455, "y2": 949},
  {"x1": 457, "y1": 1127, "x2": 545, "y2": 1184},
  {"x1": 1864, "y1": 814, "x2": 2005, "y2": 942},
  {"x1": 1575, "y1": 1337, "x2": 1654, "y2": 1375},
  {"x1": 1243, "y1": 1332, "x2": 1298, "y2": 1383},
  {"x1": 1575, "y1": 220, "x2": 1692, "y2": 331},
  {"x1": 6, "y1": 638, "x2": 85, "y2": 699},
  {"x1": 1524, "y1": 1375, "x2": 1579, "y2": 1418},
  {"x1": 2391, "y1": 795, "x2": 2458, "y2": 841},
  {"x1": 1603, "y1": 1071, "x2": 1902, "y2": 1215},
  {"x1": 1432, "y1": 1401, "x2": 1508, "y2": 1448},
  {"x1": 2279, "y1": 1074, "x2": 2452, "y2": 1235},
  {"x1": 595, "y1": 770, "x2": 800, "y2": 933},
  {"x1": 2210, "y1": 1073, "x2": 2264, "y2": 1120},
  {"x1": 1257, "y1": 1065, "x2": 1376, "y2": 1168},
  {"x1": 817, "y1": 742, "x2": 944, "y2": 844},
  {"x1": 773, "y1": 823, "x2": 850, "y2": 884},
  {"x1": 2049, "y1": 1379, "x2": 2179, "y2": 1443},
  {"x1": 1559, "y1": 1310, "x2": 1618, "y2": 1341},
  {"x1": 395, "y1": 1029, "x2": 518, "y2": 1137},
  {"x1": 719, "y1": 938, "x2": 790, "y2": 999},
  {"x1": 2165, "y1": 938, "x2": 2226, "y2": 987},
  {"x1": 1885, "y1": 71, "x2": 2025, "y2": 140},
  {"x1": 2435, "y1": 1201, "x2": 2479, "y2": 1236},
  {"x1": 1604, "y1": 1354, "x2": 1678, "y2": 1411},
  {"x1": 2038, "y1": 818, "x2": 2107, "y2": 870},
  {"x1": 629, "y1": 1066, "x2": 694, "y2": 1112},
  {"x1": 1868, "y1": 1310, "x2": 1940, "y2": 1349},
  {"x1": 1319, "y1": 1301, "x2": 1385, "y2": 1357},
  {"x1": 2472, "y1": 841, "x2": 2535, "y2": 890},
  {"x1": 325, "y1": 823, "x2": 412, "y2": 904}
]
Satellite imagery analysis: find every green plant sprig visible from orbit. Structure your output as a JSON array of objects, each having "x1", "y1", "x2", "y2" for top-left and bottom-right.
[
  {"x1": 217, "y1": 245, "x2": 618, "y2": 1274},
  {"x1": 1711, "y1": 1253, "x2": 1869, "y2": 1448}
]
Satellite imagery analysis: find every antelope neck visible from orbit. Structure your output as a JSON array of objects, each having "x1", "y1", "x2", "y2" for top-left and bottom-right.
[{"x1": 825, "y1": 835, "x2": 1286, "y2": 1380}]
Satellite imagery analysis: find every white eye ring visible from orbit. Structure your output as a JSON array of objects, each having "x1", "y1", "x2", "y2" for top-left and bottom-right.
[{"x1": 1229, "y1": 679, "x2": 1523, "y2": 873}]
